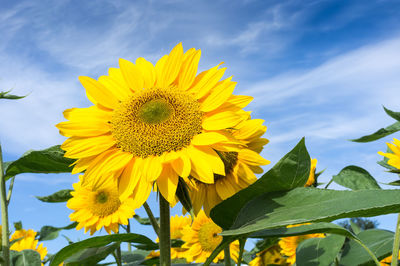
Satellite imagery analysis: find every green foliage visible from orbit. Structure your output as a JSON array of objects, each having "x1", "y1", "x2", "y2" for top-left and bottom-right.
[
  {"x1": 338, "y1": 217, "x2": 379, "y2": 235},
  {"x1": 10, "y1": 250, "x2": 42, "y2": 266},
  {"x1": 63, "y1": 243, "x2": 119, "y2": 265},
  {"x1": 340, "y1": 229, "x2": 394, "y2": 265},
  {"x1": 175, "y1": 177, "x2": 193, "y2": 216},
  {"x1": 0, "y1": 90, "x2": 26, "y2": 100},
  {"x1": 211, "y1": 138, "x2": 310, "y2": 229},
  {"x1": 38, "y1": 222, "x2": 78, "y2": 241},
  {"x1": 121, "y1": 250, "x2": 150, "y2": 264},
  {"x1": 350, "y1": 121, "x2": 400, "y2": 143},
  {"x1": 13, "y1": 221, "x2": 22, "y2": 231},
  {"x1": 220, "y1": 188, "x2": 400, "y2": 236},
  {"x1": 383, "y1": 106, "x2": 400, "y2": 122},
  {"x1": 332, "y1": 165, "x2": 381, "y2": 190},
  {"x1": 49, "y1": 233, "x2": 158, "y2": 265},
  {"x1": 36, "y1": 189, "x2": 73, "y2": 203},
  {"x1": 296, "y1": 234, "x2": 346, "y2": 266},
  {"x1": 133, "y1": 214, "x2": 159, "y2": 226},
  {"x1": 4, "y1": 145, "x2": 75, "y2": 180}
]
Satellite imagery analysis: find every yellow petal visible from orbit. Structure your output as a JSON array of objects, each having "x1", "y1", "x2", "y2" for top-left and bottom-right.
[
  {"x1": 200, "y1": 78, "x2": 236, "y2": 112},
  {"x1": 136, "y1": 57, "x2": 156, "y2": 89},
  {"x1": 158, "y1": 43, "x2": 184, "y2": 88},
  {"x1": 72, "y1": 155, "x2": 96, "y2": 174},
  {"x1": 178, "y1": 49, "x2": 201, "y2": 90},
  {"x1": 234, "y1": 119, "x2": 266, "y2": 140},
  {"x1": 62, "y1": 134, "x2": 116, "y2": 158},
  {"x1": 56, "y1": 120, "x2": 111, "y2": 137},
  {"x1": 202, "y1": 111, "x2": 244, "y2": 130},
  {"x1": 118, "y1": 160, "x2": 139, "y2": 200},
  {"x1": 238, "y1": 149, "x2": 270, "y2": 166},
  {"x1": 156, "y1": 165, "x2": 179, "y2": 204},
  {"x1": 98, "y1": 70, "x2": 131, "y2": 101},
  {"x1": 191, "y1": 132, "x2": 229, "y2": 146},
  {"x1": 79, "y1": 76, "x2": 119, "y2": 109},
  {"x1": 189, "y1": 64, "x2": 226, "y2": 99},
  {"x1": 119, "y1": 58, "x2": 144, "y2": 92},
  {"x1": 63, "y1": 106, "x2": 112, "y2": 121},
  {"x1": 187, "y1": 146, "x2": 215, "y2": 184},
  {"x1": 227, "y1": 95, "x2": 253, "y2": 108},
  {"x1": 155, "y1": 55, "x2": 168, "y2": 87},
  {"x1": 171, "y1": 150, "x2": 191, "y2": 178},
  {"x1": 142, "y1": 156, "x2": 163, "y2": 182}
]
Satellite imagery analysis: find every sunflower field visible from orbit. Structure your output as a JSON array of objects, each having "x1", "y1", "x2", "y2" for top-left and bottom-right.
[{"x1": 1, "y1": 43, "x2": 400, "y2": 266}]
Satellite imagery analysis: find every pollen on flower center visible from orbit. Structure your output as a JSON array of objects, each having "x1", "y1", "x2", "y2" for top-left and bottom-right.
[
  {"x1": 198, "y1": 222, "x2": 222, "y2": 252},
  {"x1": 111, "y1": 87, "x2": 203, "y2": 158},
  {"x1": 89, "y1": 189, "x2": 121, "y2": 217}
]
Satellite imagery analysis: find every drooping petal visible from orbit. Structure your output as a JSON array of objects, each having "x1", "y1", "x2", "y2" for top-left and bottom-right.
[
  {"x1": 238, "y1": 149, "x2": 270, "y2": 166},
  {"x1": 156, "y1": 164, "x2": 179, "y2": 204}
]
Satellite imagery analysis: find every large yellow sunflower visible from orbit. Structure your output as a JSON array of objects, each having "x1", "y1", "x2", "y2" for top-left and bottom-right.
[
  {"x1": 278, "y1": 224, "x2": 325, "y2": 265},
  {"x1": 249, "y1": 245, "x2": 288, "y2": 266},
  {"x1": 187, "y1": 118, "x2": 270, "y2": 215},
  {"x1": 304, "y1": 158, "x2": 317, "y2": 187},
  {"x1": 181, "y1": 209, "x2": 239, "y2": 263},
  {"x1": 57, "y1": 43, "x2": 252, "y2": 205},
  {"x1": 10, "y1": 228, "x2": 48, "y2": 263},
  {"x1": 378, "y1": 138, "x2": 400, "y2": 170},
  {"x1": 67, "y1": 173, "x2": 136, "y2": 235}
]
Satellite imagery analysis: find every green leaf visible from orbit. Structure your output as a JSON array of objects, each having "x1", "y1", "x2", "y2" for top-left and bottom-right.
[
  {"x1": 349, "y1": 220, "x2": 362, "y2": 235},
  {"x1": 220, "y1": 188, "x2": 400, "y2": 236},
  {"x1": 49, "y1": 233, "x2": 157, "y2": 266},
  {"x1": 10, "y1": 250, "x2": 42, "y2": 266},
  {"x1": 383, "y1": 106, "x2": 400, "y2": 122},
  {"x1": 211, "y1": 138, "x2": 310, "y2": 229},
  {"x1": 175, "y1": 177, "x2": 194, "y2": 217},
  {"x1": 340, "y1": 229, "x2": 394, "y2": 265},
  {"x1": 133, "y1": 214, "x2": 159, "y2": 226},
  {"x1": 121, "y1": 250, "x2": 150, "y2": 263},
  {"x1": 249, "y1": 222, "x2": 356, "y2": 239},
  {"x1": 296, "y1": 234, "x2": 345, "y2": 266},
  {"x1": 0, "y1": 90, "x2": 26, "y2": 100},
  {"x1": 350, "y1": 121, "x2": 400, "y2": 142},
  {"x1": 64, "y1": 243, "x2": 119, "y2": 265},
  {"x1": 14, "y1": 221, "x2": 23, "y2": 231},
  {"x1": 36, "y1": 189, "x2": 73, "y2": 203},
  {"x1": 332, "y1": 166, "x2": 381, "y2": 190},
  {"x1": 38, "y1": 222, "x2": 78, "y2": 241},
  {"x1": 4, "y1": 145, "x2": 75, "y2": 180},
  {"x1": 387, "y1": 180, "x2": 400, "y2": 186}
]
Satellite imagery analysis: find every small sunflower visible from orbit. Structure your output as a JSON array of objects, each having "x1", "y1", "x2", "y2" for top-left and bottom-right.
[
  {"x1": 278, "y1": 224, "x2": 325, "y2": 265},
  {"x1": 187, "y1": 118, "x2": 270, "y2": 215},
  {"x1": 181, "y1": 209, "x2": 239, "y2": 263},
  {"x1": 304, "y1": 158, "x2": 317, "y2": 187},
  {"x1": 57, "y1": 43, "x2": 253, "y2": 206},
  {"x1": 10, "y1": 228, "x2": 48, "y2": 263},
  {"x1": 249, "y1": 245, "x2": 288, "y2": 266},
  {"x1": 380, "y1": 251, "x2": 400, "y2": 266},
  {"x1": 67, "y1": 173, "x2": 136, "y2": 235},
  {"x1": 378, "y1": 138, "x2": 400, "y2": 170}
]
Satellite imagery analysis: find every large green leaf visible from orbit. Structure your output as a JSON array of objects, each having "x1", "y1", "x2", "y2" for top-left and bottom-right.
[
  {"x1": 211, "y1": 138, "x2": 310, "y2": 229},
  {"x1": 350, "y1": 121, "x2": 400, "y2": 142},
  {"x1": 332, "y1": 166, "x2": 381, "y2": 190},
  {"x1": 10, "y1": 250, "x2": 42, "y2": 266},
  {"x1": 4, "y1": 145, "x2": 75, "y2": 180},
  {"x1": 249, "y1": 222, "x2": 355, "y2": 239},
  {"x1": 38, "y1": 222, "x2": 78, "y2": 241},
  {"x1": 220, "y1": 188, "x2": 400, "y2": 236},
  {"x1": 36, "y1": 189, "x2": 73, "y2": 203},
  {"x1": 296, "y1": 234, "x2": 345, "y2": 266},
  {"x1": 63, "y1": 243, "x2": 119, "y2": 265},
  {"x1": 340, "y1": 229, "x2": 394, "y2": 265},
  {"x1": 49, "y1": 233, "x2": 157, "y2": 266}
]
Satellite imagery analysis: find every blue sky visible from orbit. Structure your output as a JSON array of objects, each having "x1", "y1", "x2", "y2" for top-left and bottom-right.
[{"x1": 1, "y1": 0, "x2": 400, "y2": 257}]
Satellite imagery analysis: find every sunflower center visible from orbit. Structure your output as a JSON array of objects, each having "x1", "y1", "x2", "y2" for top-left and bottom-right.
[
  {"x1": 111, "y1": 87, "x2": 203, "y2": 158},
  {"x1": 89, "y1": 189, "x2": 121, "y2": 217},
  {"x1": 197, "y1": 222, "x2": 222, "y2": 252}
]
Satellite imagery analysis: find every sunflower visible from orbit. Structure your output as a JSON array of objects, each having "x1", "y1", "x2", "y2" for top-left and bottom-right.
[
  {"x1": 67, "y1": 173, "x2": 136, "y2": 235},
  {"x1": 278, "y1": 224, "x2": 325, "y2": 265},
  {"x1": 187, "y1": 118, "x2": 270, "y2": 215},
  {"x1": 249, "y1": 245, "x2": 288, "y2": 266},
  {"x1": 57, "y1": 43, "x2": 252, "y2": 205},
  {"x1": 378, "y1": 138, "x2": 400, "y2": 170},
  {"x1": 181, "y1": 209, "x2": 239, "y2": 263},
  {"x1": 10, "y1": 228, "x2": 48, "y2": 263},
  {"x1": 304, "y1": 158, "x2": 317, "y2": 187},
  {"x1": 380, "y1": 251, "x2": 400, "y2": 266}
]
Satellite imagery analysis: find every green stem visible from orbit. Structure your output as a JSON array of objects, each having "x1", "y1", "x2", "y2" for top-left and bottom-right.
[
  {"x1": 237, "y1": 238, "x2": 246, "y2": 266},
  {"x1": 113, "y1": 250, "x2": 122, "y2": 266},
  {"x1": 224, "y1": 245, "x2": 231, "y2": 266},
  {"x1": 0, "y1": 144, "x2": 10, "y2": 265},
  {"x1": 159, "y1": 194, "x2": 171, "y2": 266},
  {"x1": 391, "y1": 213, "x2": 400, "y2": 266},
  {"x1": 6, "y1": 176, "x2": 15, "y2": 206},
  {"x1": 353, "y1": 238, "x2": 380, "y2": 266},
  {"x1": 324, "y1": 179, "x2": 333, "y2": 189},
  {"x1": 127, "y1": 220, "x2": 132, "y2": 252},
  {"x1": 143, "y1": 201, "x2": 160, "y2": 237}
]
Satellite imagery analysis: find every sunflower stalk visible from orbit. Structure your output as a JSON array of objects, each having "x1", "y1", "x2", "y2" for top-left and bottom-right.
[
  {"x1": 224, "y1": 245, "x2": 231, "y2": 266},
  {"x1": 159, "y1": 194, "x2": 171, "y2": 266},
  {"x1": 0, "y1": 144, "x2": 10, "y2": 265},
  {"x1": 391, "y1": 213, "x2": 400, "y2": 266},
  {"x1": 143, "y1": 201, "x2": 160, "y2": 237},
  {"x1": 127, "y1": 220, "x2": 132, "y2": 252}
]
